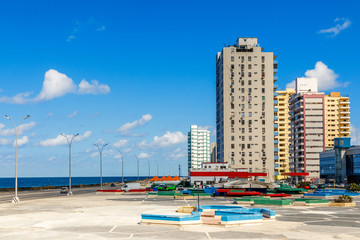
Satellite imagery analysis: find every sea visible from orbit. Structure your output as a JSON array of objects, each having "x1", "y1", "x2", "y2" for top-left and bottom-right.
[{"x1": 0, "y1": 176, "x2": 150, "y2": 189}]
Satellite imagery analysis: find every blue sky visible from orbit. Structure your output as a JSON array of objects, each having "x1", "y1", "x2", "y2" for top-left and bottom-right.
[{"x1": 0, "y1": 0, "x2": 359, "y2": 177}]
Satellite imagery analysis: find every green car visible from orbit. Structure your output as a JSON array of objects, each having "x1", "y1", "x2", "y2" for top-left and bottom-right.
[
  {"x1": 157, "y1": 184, "x2": 166, "y2": 191},
  {"x1": 166, "y1": 185, "x2": 176, "y2": 191}
]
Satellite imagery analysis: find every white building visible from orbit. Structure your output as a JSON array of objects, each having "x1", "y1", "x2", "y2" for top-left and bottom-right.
[{"x1": 188, "y1": 125, "x2": 211, "y2": 172}]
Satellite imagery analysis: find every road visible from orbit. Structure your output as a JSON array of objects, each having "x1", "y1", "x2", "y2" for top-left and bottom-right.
[{"x1": 0, "y1": 187, "x2": 98, "y2": 203}]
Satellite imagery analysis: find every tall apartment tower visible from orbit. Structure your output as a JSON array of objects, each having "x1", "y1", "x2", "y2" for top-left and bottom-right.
[
  {"x1": 216, "y1": 37, "x2": 276, "y2": 181},
  {"x1": 274, "y1": 88, "x2": 296, "y2": 180},
  {"x1": 324, "y1": 93, "x2": 351, "y2": 149},
  {"x1": 188, "y1": 125, "x2": 211, "y2": 171},
  {"x1": 289, "y1": 78, "x2": 325, "y2": 182},
  {"x1": 210, "y1": 142, "x2": 217, "y2": 162}
]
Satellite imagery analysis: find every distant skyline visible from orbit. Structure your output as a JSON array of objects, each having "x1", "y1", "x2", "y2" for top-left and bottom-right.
[{"x1": 0, "y1": 0, "x2": 359, "y2": 177}]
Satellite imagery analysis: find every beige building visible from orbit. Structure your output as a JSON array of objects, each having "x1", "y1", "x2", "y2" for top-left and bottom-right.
[
  {"x1": 274, "y1": 88, "x2": 295, "y2": 180},
  {"x1": 216, "y1": 37, "x2": 276, "y2": 182},
  {"x1": 210, "y1": 142, "x2": 217, "y2": 162},
  {"x1": 324, "y1": 92, "x2": 351, "y2": 149}
]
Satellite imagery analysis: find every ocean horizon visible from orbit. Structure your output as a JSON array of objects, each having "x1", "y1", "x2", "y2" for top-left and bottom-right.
[{"x1": 0, "y1": 176, "x2": 154, "y2": 189}]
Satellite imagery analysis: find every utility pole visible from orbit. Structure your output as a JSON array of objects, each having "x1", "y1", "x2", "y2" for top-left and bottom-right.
[{"x1": 178, "y1": 164, "x2": 181, "y2": 177}]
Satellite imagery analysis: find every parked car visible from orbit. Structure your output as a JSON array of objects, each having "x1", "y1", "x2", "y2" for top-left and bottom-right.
[
  {"x1": 110, "y1": 183, "x2": 116, "y2": 187},
  {"x1": 60, "y1": 187, "x2": 68, "y2": 194},
  {"x1": 166, "y1": 185, "x2": 176, "y2": 191},
  {"x1": 176, "y1": 185, "x2": 184, "y2": 191},
  {"x1": 157, "y1": 184, "x2": 167, "y2": 191}
]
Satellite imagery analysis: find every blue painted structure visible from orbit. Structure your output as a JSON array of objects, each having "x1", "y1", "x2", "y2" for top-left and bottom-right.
[{"x1": 141, "y1": 205, "x2": 276, "y2": 225}]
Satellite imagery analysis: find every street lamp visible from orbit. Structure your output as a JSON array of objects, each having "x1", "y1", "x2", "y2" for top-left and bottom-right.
[
  {"x1": 94, "y1": 143, "x2": 108, "y2": 190},
  {"x1": 156, "y1": 160, "x2": 159, "y2": 176},
  {"x1": 147, "y1": 158, "x2": 151, "y2": 178},
  {"x1": 116, "y1": 150, "x2": 124, "y2": 185},
  {"x1": 134, "y1": 155, "x2": 139, "y2": 181},
  {"x1": 4, "y1": 114, "x2": 30, "y2": 203},
  {"x1": 61, "y1": 133, "x2": 79, "y2": 196}
]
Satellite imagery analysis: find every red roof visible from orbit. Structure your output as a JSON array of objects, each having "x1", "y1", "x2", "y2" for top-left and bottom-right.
[
  {"x1": 190, "y1": 171, "x2": 267, "y2": 178},
  {"x1": 149, "y1": 176, "x2": 161, "y2": 181},
  {"x1": 282, "y1": 172, "x2": 309, "y2": 176}
]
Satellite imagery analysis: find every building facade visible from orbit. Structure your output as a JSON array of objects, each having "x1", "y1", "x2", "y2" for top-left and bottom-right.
[
  {"x1": 289, "y1": 78, "x2": 325, "y2": 182},
  {"x1": 320, "y1": 137, "x2": 360, "y2": 184},
  {"x1": 216, "y1": 37, "x2": 276, "y2": 182},
  {"x1": 210, "y1": 142, "x2": 217, "y2": 162},
  {"x1": 188, "y1": 125, "x2": 211, "y2": 171},
  {"x1": 274, "y1": 88, "x2": 295, "y2": 180},
  {"x1": 324, "y1": 92, "x2": 351, "y2": 149}
]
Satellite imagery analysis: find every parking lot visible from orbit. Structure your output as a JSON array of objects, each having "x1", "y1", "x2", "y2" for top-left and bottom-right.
[{"x1": 0, "y1": 192, "x2": 360, "y2": 239}]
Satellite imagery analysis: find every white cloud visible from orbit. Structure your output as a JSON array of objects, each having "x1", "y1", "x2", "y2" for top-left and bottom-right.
[
  {"x1": 319, "y1": 18, "x2": 351, "y2": 37},
  {"x1": 138, "y1": 152, "x2": 149, "y2": 159},
  {"x1": 91, "y1": 152, "x2": 98, "y2": 158},
  {"x1": 15, "y1": 136, "x2": 29, "y2": 147},
  {"x1": 46, "y1": 112, "x2": 54, "y2": 118},
  {"x1": 66, "y1": 35, "x2": 76, "y2": 42},
  {"x1": 67, "y1": 110, "x2": 78, "y2": 119},
  {"x1": 47, "y1": 156, "x2": 56, "y2": 162},
  {"x1": 39, "y1": 131, "x2": 92, "y2": 147},
  {"x1": 78, "y1": 79, "x2": 110, "y2": 95},
  {"x1": 95, "y1": 138, "x2": 106, "y2": 145},
  {"x1": 113, "y1": 139, "x2": 129, "y2": 148},
  {"x1": 350, "y1": 125, "x2": 360, "y2": 145},
  {"x1": 0, "y1": 69, "x2": 110, "y2": 104},
  {"x1": 286, "y1": 61, "x2": 344, "y2": 91},
  {"x1": 36, "y1": 69, "x2": 77, "y2": 102},
  {"x1": 140, "y1": 131, "x2": 187, "y2": 148},
  {"x1": 170, "y1": 147, "x2": 186, "y2": 159},
  {"x1": 96, "y1": 26, "x2": 106, "y2": 31},
  {"x1": 0, "y1": 138, "x2": 12, "y2": 145},
  {"x1": 0, "y1": 121, "x2": 36, "y2": 136},
  {"x1": 117, "y1": 114, "x2": 152, "y2": 134}
]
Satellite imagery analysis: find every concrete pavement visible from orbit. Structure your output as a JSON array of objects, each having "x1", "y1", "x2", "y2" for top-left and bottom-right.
[{"x1": 0, "y1": 193, "x2": 360, "y2": 239}]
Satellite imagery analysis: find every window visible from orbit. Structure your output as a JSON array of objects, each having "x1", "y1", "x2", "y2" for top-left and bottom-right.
[
  {"x1": 241, "y1": 88, "x2": 245, "y2": 93},
  {"x1": 231, "y1": 136, "x2": 235, "y2": 141},
  {"x1": 249, "y1": 103, "x2": 252, "y2": 109},
  {"x1": 249, "y1": 152, "x2": 252, "y2": 157},
  {"x1": 249, "y1": 136, "x2": 252, "y2": 141},
  {"x1": 262, "y1": 79, "x2": 265, "y2": 86},
  {"x1": 241, "y1": 136, "x2": 245, "y2": 141},
  {"x1": 231, "y1": 152, "x2": 235, "y2": 157},
  {"x1": 231, "y1": 144, "x2": 234, "y2": 149},
  {"x1": 248, "y1": 80, "x2": 251, "y2": 85},
  {"x1": 262, "y1": 96, "x2": 265, "y2": 101},
  {"x1": 241, "y1": 64, "x2": 244, "y2": 70},
  {"x1": 248, "y1": 64, "x2": 252, "y2": 70},
  {"x1": 248, "y1": 56, "x2": 251, "y2": 61},
  {"x1": 231, "y1": 88, "x2": 234, "y2": 93},
  {"x1": 249, "y1": 112, "x2": 252, "y2": 117},
  {"x1": 231, "y1": 56, "x2": 234, "y2": 62},
  {"x1": 261, "y1": 56, "x2": 265, "y2": 62},
  {"x1": 249, "y1": 128, "x2": 252, "y2": 133},
  {"x1": 248, "y1": 72, "x2": 252, "y2": 77},
  {"x1": 248, "y1": 88, "x2": 252, "y2": 94},
  {"x1": 262, "y1": 88, "x2": 265, "y2": 94},
  {"x1": 231, "y1": 49, "x2": 235, "y2": 54},
  {"x1": 241, "y1": 56, "x2": 244, "y2": 62},
  {"x1": 247, "y1": 144, "x2": 251, "y2": 149}
]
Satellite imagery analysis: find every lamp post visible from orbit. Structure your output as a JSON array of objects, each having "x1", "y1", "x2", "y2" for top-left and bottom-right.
[
  {"x1": 156, "y1": 160, "x2": 159, "y2": 176},
  {"x1": 94, "y1": 143, "x2": 108, "y2": 190},
  {"x1": 116, "y1": 150, "x2": 124, "y2": 185},
  {"x1": 147, "y1": 158, "x2": 151, "y2": 179},
  {"x1": 61, "y1": 133, "x2": 79, "y2": 196},
  {"x1": 4, "y1": 114, "x2": 30, "y2": 203},
  {"x1": 134, "y1": 155, "x2": 139, "y2": 181}
]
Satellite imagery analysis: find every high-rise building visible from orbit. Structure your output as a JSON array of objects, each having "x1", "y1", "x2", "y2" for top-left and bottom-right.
[
  {"x1": 324, "y1": 92, "x2": 351, "y2": 149},
  {"x1": 210, "y1": 142, "x2": 217, "y2": 162},
  {"x1": 188, "y1": 125, "x2": 211, "y2": 171},
  {"x1": 285, "y1": 78, "x2": 351, "y2": 183},
  {"x1": 216, "y1": 37, "x2": 276, "y2": 181},
  {"x1": 274, "y1": 88, "x2": 296, "y2": 180},
  {"x1": 289, "y1": 78, "x2": 325, "y2": 182}
]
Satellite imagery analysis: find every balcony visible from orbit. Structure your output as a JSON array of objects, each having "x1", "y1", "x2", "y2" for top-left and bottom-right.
[
  {"x1": 274, "y1": 100, "x2": 278, "y2": 104},
  {"x1": 274, "y1": 92, "x2": 279, "y2": 97},
  {"x1": 274, "y1": 68, "x2": 278, "y2": 73},
  {"x1": 274, "y1": 76, "x2": 278, "y2": 82},
  {"x1": 274, "y1": 156, "x2": 279, "y2": 160},
  {"x1": 274, "y1": 140, "x2": 279, "y2": 144},
  {"x1": 274, "y1": 124, "x2": 278, "y2": 128},
  {"x1": 274, "y1": 108, "x2": 278, "y2": 112},
  {"x1": 274, "y1": 164, "x2": 279, "y2": 168},
  {"x1": 274, "y1": 148, "x2": 279, "y2": 152},
  {"x1": 274, "y1": 132, "x2": 279, "y2": 136},
  {"x1": 274, "y1": 115, "x2": 278, "y2": 120},
  {"x1": 274, "y1": 84, "x2": 278, "y2": 90}
]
